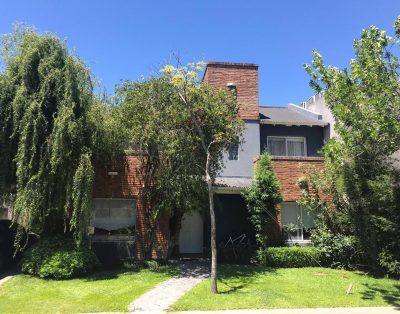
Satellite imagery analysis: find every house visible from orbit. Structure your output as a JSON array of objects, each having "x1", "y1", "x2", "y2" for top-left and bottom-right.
[
  {"x1": 0, "y1": 62, "x2": 331, "y2": 264},
  {"x1": 90, "y1": 62, "x2": 329, "y2": 262}
]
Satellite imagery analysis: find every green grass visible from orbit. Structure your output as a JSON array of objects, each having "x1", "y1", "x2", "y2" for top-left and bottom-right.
[
  {"x1": 0, "y1": 266, "x2": 176, "y2": 314},
  {"x1": 171, "y1": 265, "x2": 400, "y2": 311}
]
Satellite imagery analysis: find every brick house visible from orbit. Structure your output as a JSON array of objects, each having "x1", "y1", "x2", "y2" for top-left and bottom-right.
[{"x1": 83, "y1": 62, "x2": 330, "y2": 260}]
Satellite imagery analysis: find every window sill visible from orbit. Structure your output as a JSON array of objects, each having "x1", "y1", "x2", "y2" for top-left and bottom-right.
[
  {"x1": 285, "y1": 239, "x2": 312, "y2": 246},
  {"x1": 271, "y1": 156, "x2": 324, "y2": 161}
]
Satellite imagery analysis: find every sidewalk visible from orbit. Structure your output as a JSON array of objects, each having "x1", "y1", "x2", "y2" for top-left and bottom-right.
[{"x1": 172, "y1": 307, "x2": 399, "y2": 314}]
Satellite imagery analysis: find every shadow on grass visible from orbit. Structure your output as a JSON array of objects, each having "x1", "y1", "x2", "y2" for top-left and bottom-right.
[
  {"x1": 83, "y1": 264, "x2": 177, "y2": 282},
  {"x1": 361, "y1": 283, "x2": 400, "y2": 307},
  {"x1": 218, "y1": 264, "x2": 278, "y2": 294}
]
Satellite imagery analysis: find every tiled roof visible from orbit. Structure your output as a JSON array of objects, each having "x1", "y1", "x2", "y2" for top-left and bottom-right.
[{"x1": 259, "y1": 104, "x2": 328, "y2": 126}]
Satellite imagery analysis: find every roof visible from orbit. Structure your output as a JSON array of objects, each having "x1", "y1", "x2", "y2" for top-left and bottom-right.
[{"x1": 259, "y1": 104, "x2": 328, "y2": 127}]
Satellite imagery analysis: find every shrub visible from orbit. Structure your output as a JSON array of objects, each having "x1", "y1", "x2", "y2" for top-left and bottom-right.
[
  {"x1": 378, "y1": 250, "x2": 400, "y2": 277},
  {"x1": 21, "y1": 235, "x2": 99, "y2": 279},
  {"x1": 311, "y1": 226, "x2": 360, "y2": 270},
  {"x1": 243, "y1": 153, "x2": 282, "y2": 249},
  {"x1": 258, "y1": 246, "x2": 322, "y2": 268}
]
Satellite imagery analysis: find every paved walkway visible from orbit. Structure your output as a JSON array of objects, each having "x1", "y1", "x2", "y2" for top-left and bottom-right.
[
  {"x1": 174, "y1": 308, "x2": 400, "y2": 314},
  {"x1": 0, "y1": 269, "x2": 15, "y2": 287},
  {"x1": 128, "y1": 259, "x2": 209, "y2": 313}
]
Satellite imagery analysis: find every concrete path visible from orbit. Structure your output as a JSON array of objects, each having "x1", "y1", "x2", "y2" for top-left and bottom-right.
[
  {"x1": 0, "y1": 270, "x2": 16, "y2": 287},
  {"x1": 173, "y1": 308, "x2": 400, "y2": 314},
  {"x1": 128, "y1": 259, "x2": 209, "y2": 313}
]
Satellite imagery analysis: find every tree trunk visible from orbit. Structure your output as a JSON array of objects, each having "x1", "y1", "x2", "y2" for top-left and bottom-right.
[{"x1": 207, "y1": 161, "x2": 218, "y2": 294}]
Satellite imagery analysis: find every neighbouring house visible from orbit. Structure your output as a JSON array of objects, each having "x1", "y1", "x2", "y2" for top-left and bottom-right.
[
  {"x1": 89, "y1": 62, "x2": 330, "y2": 262},
  {"x1": 301, "y1": 92, "x2": 400, "y2": 168}
]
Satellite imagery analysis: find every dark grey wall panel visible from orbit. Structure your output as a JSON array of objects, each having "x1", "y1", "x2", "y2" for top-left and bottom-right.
[{"x1": 260, "y1": 124, "x2": 324, "y2": 157}]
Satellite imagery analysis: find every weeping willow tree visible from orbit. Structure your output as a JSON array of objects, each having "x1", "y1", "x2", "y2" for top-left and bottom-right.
[{"x1": 0, "y1": 25, "x2": 105, "y2": 249}]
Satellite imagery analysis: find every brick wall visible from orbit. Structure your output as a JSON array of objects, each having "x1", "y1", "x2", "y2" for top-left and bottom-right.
[
  {"x1": 203, "y1": 62, "x2": 259, "y2": 121},
  {"x1": 93, "y1": 155, "x2": 169, "y2": 259},
  {"x1": 253, "y1": 156, "x2": 325, "y2": 243},
  {"x1": 271, "y1": 156, "x2": 325, "y2": 202}
]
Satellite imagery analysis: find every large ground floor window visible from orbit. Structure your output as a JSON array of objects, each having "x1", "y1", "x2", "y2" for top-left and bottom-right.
[
  {"x1": 281, "y1": 202, "x2": 316, "y2": 243},
  {"x1": 91, "y1": 199, "x2": 136, "y2": 232}
]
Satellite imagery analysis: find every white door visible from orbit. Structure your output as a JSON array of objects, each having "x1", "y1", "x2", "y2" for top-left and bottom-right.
[{"x1": 179, "y1": 211, "x2": 203, "y2": 253}]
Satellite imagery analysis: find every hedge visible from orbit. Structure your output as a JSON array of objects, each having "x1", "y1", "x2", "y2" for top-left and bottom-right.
[
  {"x1": 258, "y1": 246, "x2": 322, "y2": 267},
  {"x1": 21, "y1": 235, "x2": 99, "y2": 279}
]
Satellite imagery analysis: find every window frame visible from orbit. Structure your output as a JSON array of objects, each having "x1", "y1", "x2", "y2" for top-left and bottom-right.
[
  {"x1": 280, "y1": 202, "x2": 314, "y2": 244},
  {"x1": 266, "y1": 136, "x2": 307, "y2": 157},
  {"x1": 91, "y1": 198, "x2": 136, "y2": 232},
  {"x1": 227, "y1": 141, "x2": 239, "y2": 161}
]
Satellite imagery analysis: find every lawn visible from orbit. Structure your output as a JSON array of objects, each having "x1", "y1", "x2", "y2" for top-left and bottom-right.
[
  {"x1": 171, "y1": 265, "x2": 400, "y2": 311},
  {"x1": 0, "y1": 266, "x2": 176, "y2": 314}
]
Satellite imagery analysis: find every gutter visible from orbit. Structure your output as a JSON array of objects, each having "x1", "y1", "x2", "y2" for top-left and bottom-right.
[{"x1": 260, "y1": 119, "x2": 328, "y2": 127}]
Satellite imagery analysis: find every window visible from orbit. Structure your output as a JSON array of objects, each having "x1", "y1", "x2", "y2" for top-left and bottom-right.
[
  {"x1": 267, "y1": 136, "x2": 306, "y2": 156},
  {"x1": 228, "y1": 142, "x2": 239, "y2": 160},
  {"x1": 227, "y1": 83, "x2": 237, "y2": 99},
  {"x1": 281, "y1": 202, "x2": 316, "y2": 242},
  {"x1": 92, "y1": 199, "x2": 136, "y2": 231}
]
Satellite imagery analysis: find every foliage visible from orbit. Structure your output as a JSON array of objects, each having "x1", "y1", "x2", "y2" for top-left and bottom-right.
[
  {"x1": 0, "y1": 25, "x2": 113, "y2": 249},
  {"x1": 172, "y1": 265, "x2": 400, "y2": 310},
  {"x1": 243, "y1": 153, "x2": 282, "y2": 248},
  {"x1": 310, "y1": 224, "x2": 360, "y2": 270},
  {"x1": 116, "y1": 76, "x2": 209, "y2": 258},
  {"x1": 303, "y1": 17, "x2": 400, "y2": 276},
  {"x1": 20, "y1": 236, "x2": 99, "y2": 279},
  {"x1": 258, "y1": 246, "x2": 322, "y2": 268}
]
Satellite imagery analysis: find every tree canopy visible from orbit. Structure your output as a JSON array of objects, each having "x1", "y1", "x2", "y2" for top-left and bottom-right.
[
  {"x1": 0, "y1": 26, "x2": 113, "y2": 249},
  {"x1": 303, "y1": 17, "x2": 400, "y2": 275}
]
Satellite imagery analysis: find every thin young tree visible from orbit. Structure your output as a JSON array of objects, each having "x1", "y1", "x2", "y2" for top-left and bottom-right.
[{"x1": 162, "y1": 62, "x2": 244, "y2": 293}]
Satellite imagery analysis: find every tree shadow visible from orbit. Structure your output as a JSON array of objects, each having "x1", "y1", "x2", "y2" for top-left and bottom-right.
[
  {"x1": 217, "y1": 264, "x2": 278, "y2": 294},
  {"x1": 83, "y1": 264, "x2": 177, "y2": 282},
  {"x1": 361, "y1": 283, "x2": 400, "y2": 307}
]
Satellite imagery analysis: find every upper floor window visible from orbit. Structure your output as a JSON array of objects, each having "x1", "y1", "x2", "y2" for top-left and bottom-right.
[
  {"x1": 227, "y1": 83, "x2": 237, "y2": 99},
  {"x1": 267, "y1": 136, "x2": 306, "y2": 157},
  {"x1": 228, "y1": 142, "x2": 239, "y2": 160}
]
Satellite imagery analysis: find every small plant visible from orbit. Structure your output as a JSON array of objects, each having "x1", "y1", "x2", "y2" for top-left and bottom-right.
[
  {"x1": 144, "y1": 260, "x2": 160, "y2": 271},
  {"x1": 21, "y1": 235, "x2": 99, "y2": 279}
]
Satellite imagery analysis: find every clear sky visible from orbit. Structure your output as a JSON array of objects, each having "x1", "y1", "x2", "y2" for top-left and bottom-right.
[{"x1": 1, "y1": 0, "x2": 400, "y2": 106}]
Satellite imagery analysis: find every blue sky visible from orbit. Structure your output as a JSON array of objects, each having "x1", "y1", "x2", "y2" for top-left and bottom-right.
[{"x1": 1, "y1": 1, "x2": 399, "y2": 106}]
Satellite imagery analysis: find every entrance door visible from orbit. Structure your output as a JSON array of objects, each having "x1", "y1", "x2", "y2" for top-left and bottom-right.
[{"x1": 179, "y1": 211, "x2": 203, "y2": 254}]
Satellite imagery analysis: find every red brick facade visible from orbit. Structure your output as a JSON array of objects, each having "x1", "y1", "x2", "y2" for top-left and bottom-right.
[
  {"x1": 252, "y1": 156, "x2": 325, "y2": 242},
  {"x1": 203, "y1": 62, "x2": 259, "y2": 121},
  {"x1": 93, "y1": 155, "x2": 169, "y2": 259},
  {"x1": 271, "y1": 156, "x2": 325, "y2": 202}
]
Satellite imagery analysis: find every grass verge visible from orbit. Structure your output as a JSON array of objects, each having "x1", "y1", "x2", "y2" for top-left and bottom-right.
[
  {"x1": 171, "y1": 265, "x2": 400, "y2": 311},
  {"x1": 0, "y1": 266, "x2": 176, "y2": 313}
]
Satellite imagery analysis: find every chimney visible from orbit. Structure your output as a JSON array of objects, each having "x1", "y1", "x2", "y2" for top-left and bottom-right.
[{"x1": 203, "y1": 62, "x2": 259, "y2": 120}]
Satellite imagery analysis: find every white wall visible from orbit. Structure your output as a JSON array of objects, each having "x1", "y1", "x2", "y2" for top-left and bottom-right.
[{"x1": 302, "y1": 93, "x2": 336, "y2": 141}]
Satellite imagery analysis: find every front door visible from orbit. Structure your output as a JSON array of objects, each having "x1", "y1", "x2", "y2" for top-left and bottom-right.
[{"x1": 179, "y1": 211, "x2": 203, "y2": 254}]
